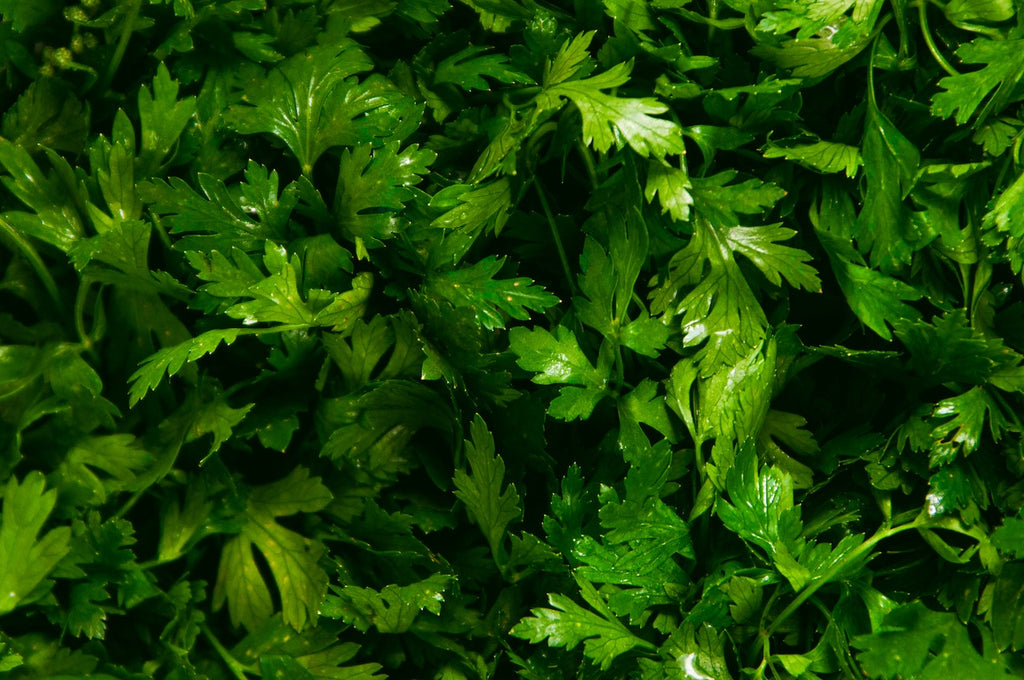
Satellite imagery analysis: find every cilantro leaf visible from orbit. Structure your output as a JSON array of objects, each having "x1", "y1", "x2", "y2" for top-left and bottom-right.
[
  {"x1": 213, "y1": 467, "x2": 332, "y2": 631},
  {"x1": 0, "y1": 139, "x2": 86, "y2": 252},
  {"x1": 543, "y1": 31, "x2": 596, "y2": 87},
  {"x1": 650, "y1": 212, "x2": 810, "y2": 375},
  {"x1": 2, "y1": 78, "x2": 89, "y2": 154},
  {"x1": 0, "y1": 472, "x2": 71, "y2": 614},
  {"x1": 188, "y1": 244, "x2": 372, "y2": 327},
  {"x1": 136, "y1": 63, "x2": 196, "y2": 175}
]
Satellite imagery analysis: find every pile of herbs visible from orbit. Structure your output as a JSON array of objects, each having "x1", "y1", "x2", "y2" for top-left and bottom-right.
[{"x1": 4, "y1": 0, "x2": 1024, "y2": 677}]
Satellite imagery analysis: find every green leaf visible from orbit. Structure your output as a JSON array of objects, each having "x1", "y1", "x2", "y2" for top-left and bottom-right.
[
  {"x1": 510, "y1": 576, "x2": 657, "y2": 670},
  {"x1": 228, "y1": 43, "x2": 418, "y2": 175},
  {"x1": 0, "y1": 0, "x2": 60, "y2": 31},
  {"x1": 322, "y1": 574, "x2": 452, "y2": 634},
  {"x1": 0, "y1": 472, "x2": 71, "y2": 614},
  {"x1": 319, "y1": 381, "x2": 454, "y2": 485},
  {"x1": 213, "y1": 467, "x2": 333, "y2": 631},
  {"x1": 0, "y1": 139, "x2": 86, "y2": 251},
  {"x1": 854, "y1": 602, "x2": 1016, "y2": 678},
  {"x1": 428, "y1": 179, "x2": 513, "y2": 264},
  {"x1": 509, "y1": 326, "x2": 609, "y2": 419},
  {"x1": 2, "y1": 78, "x2": 89, "y2": 154},
  {"x1": 233, "y1": 615, "x2": 384, "y2": 680},
  {"x1": 982, "y1": 169, "x2": 1024, "y2": 273},
  {"x1": 690, "y1": 171, "x2": 787, "y2": 225},
  {"x1": 453, "y1": 415, "x2": 522, "y2": 562},
  {"x1": 751, "y1": 33, "x2": 872, "y2": 78},
  {"x1": 992, "y1": 563, "x2": 1024, "y2": 652},
  {"x1": 334, "y1": 142, "x2": 435, "y2": 248},
  {"x1": 54, "y1": 434, "x2": 152, "y2": 507},
  {"x1": 651, "y1": 214, "x2": 772, "y2": 374},
  {"x1": 717, "y1": 443, "x2": 801, "y2": 563},
  {"x1": 620, "y1": 315, "x2": 669, "y2": 358},
  {"x1": 763, "y1": 137, "x2": 862, "y2": 177},
  {"x1": 943, "y1": 0, "x2": 1015, "y2": 23},
  {"x1": 992, "y1": 518, "x2": 1024, "y2": 558},
  {"x1": 140, "y1": 161, "x2": 297, "y2": 254},
  {"x1": 645, "y1": 158, "x2": 693, "y2": 222},
  {"x1": 188, "y1": 244, "x2": 372, "y2": 328},
  {"x1": 895, "y1": 310, "x2": 1023, "y2": 386},
  {"x1": 929, "y1": 387, "x2": 1005, "y2": 466},
  {"x1": 932, "y1": 38, "x2": 1024, "y2": 126},
  {"x1": 128, "y1": 328, "x2": 244, "y2": 406},
  {"x1": 434, "y1": 46, "x2": 534, "y2": 90},
  {"x1": 540, "y1": 61, "x2": 686, "y2": 158},
  {"x1": 137, "y1": 63, "x2": 196, "y2": 174},
  {"x1": 856, "y1": 100, "x2": 922, "y2": 272},
  {"x1": 543, "y1": 32, "x2": 596, "y2": 87},
  {"x1": 726, "y1": 224, "x2": 821, "y2": 291},
  {"x1": 424, "y1": 256, "x2": 559, "y2": 330}
]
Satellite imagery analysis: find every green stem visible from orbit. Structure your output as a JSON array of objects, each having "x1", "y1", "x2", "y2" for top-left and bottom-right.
[
  {"x1": 533, "y1": 179, "x2": 577, "y2": 297},
  {"x1": 918, "y1": 1, "x2": 960, "y2": 77},
  {"x1": 201, "y1": 623, "x2": 253, "y2": 680},
  {"x1": 100, "y1": 0, "x2": 142, "y2": 93},
  {"x1": 765, "y1": 519, "x2": 924, "y2": 636},
  {"x1": 74, "y1": 280, "x2": 98, "y2": 354},
  {"x1": 0, "y1": 216, "x2": 63, "y2": 313},
  {"x1": 891, "y1": 0, "x2": 911, "y2": 64},
  {"x1": 576, "y1": 140, "x2": 601, "y2": 192}
]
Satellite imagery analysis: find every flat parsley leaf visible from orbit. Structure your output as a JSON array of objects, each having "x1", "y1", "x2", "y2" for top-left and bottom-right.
[
  {"x1": 453, "y1": 415, "x2": 521, "y2": 563},
  {"x1": 538, "y1": 52, "x2": 685, "y2": 158},
  {"x1": 434, "y1": 45, "x2": 534, "y2": 90},
  {"x1": 424, "y1": 256, "x2": 559, "y2": 330},
  {"x1": 854, "y1": 602, "x2": 1016, "y2": 678},
  {"x1": 334, "y1": 142, "x2": 435, "y2": 249},
  {"x1": 931, "y1": 38, "x2": 1024, "y2": 126},
  {"x1": 213, "y1": 467, "x2": 333, "y2": 631},
  {"x1": 228, "y1": 43, "x2": 417, "y2": 175},
  {"x1": 510, "y1": 575, "x2": 657, "y2": 670},
  {"x1": 0, "y1": 472, "x2": 71, "y2": 614},
  {"x1": 509, "y1": 325, "x2": 610, "y2": 420},
  {"x1": 322, "y1": 574, "x2": 452, "y2": 634}
]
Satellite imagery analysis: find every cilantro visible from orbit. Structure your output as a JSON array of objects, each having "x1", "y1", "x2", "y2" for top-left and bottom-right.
[{"x1": 5, "y1": 3, "x2": 1024, "y2": 679}]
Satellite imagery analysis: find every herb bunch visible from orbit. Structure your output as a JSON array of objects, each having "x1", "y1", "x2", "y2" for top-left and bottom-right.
[{"x1": 2, "y1": 0, "x2": 1024, "y2": 678}]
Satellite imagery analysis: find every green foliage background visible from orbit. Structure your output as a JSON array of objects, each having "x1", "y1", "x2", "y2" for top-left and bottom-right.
[{"x1": 2, "y1": 0, "x2": 1024, "y2": 678}]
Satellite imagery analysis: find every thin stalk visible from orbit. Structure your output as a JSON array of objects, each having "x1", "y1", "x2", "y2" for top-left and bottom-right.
[
  {"x1": 576, "y1": 140, "x2": 600, "y2": 191},
  {"x1": 0, "y1": 216, "x2": 63, "y2": 313},
  {"x1": 99, "y1": 0, "x2": 142, "y2": 93},
  {"x1": 918, "y1": 1, "x2": 960, "y2": 77},
  {"x1": 74, "y1": 280, "x2": 97, "y2": 353},
  {"x1": 533, "y1": 179, "x2": 577, "y2": 297},
  {"x1": 891, "y1": 0, "x2": 911, "y2": 65},
  {"x1": 765, "y1": 519, "x2": 924, "y2": 636},
  {"x1": 201, "y1": 623, "x2": 254, "y2": 680}
]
